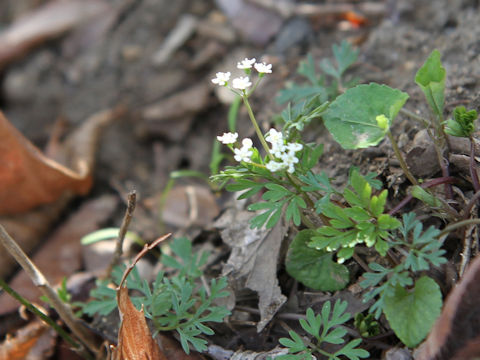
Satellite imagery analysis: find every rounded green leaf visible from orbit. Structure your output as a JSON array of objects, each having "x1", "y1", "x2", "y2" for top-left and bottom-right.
[
  {"x1": 286, "y1": 230, "x2": 349, "y2": 291},
  {"x1": 323, "y1": 83, "x2": 409, "y2": 149},
  {"x1": 383, "y1": 276, "x2": 442, "y2": 347}
]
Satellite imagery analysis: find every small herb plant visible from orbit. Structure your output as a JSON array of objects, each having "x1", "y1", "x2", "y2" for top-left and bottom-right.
[
  {"x1": 211, "y1": 42, "x2": 478, "y2": 354},
  {"x1": 79, "y1": 237, "x2": 230, "y2": 354},
  {"x1": 277, "y1": 300, "x2": 369, "y2": 360}
]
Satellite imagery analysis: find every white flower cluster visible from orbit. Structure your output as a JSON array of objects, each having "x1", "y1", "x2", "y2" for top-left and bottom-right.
[
  {"x1": 265, "y1": 129, "x2": 303, "y2": 173},
  {"x1": 211, "y1": 57, "x2": 272, "y2": 91},
  {"x1": 216, "y1": 128, "x2": 302, "y2": 173},
  {"x1": 217, "y1": 132, "x2": 253, "y2": 163}
]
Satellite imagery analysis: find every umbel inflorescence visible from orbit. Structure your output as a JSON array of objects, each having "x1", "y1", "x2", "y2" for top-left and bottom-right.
[{"x1": 212, "y1": 58, "x2": 303, "y2": 174}]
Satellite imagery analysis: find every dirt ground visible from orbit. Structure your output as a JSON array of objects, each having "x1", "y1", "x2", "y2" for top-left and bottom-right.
[{"x1": 1, "y1": 0, "x2": 480, "y2": 359}]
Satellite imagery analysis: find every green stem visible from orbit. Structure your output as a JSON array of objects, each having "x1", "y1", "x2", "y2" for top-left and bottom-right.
[
  {"x1": 242, "y1": 97, "x2": 273, "y2": 159},
  {"x1": 439, "y1": 218, "x2": 480, "y2": 238},
  {"x1": 400, "y1": 108, "x2": 430, "y2": 127},
  {"x1": 387, "y1": 131, "x2": 418, "y2": 186},
  {"x1": 0, "y1": 278, "x2": 86, "y2": 355}
]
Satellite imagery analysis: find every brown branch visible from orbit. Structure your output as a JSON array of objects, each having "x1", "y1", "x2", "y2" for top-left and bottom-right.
[
  {"x1": 118, "y1": 233, "x2": 171, "y2": 289},
  {"x1": 0, "y1": 224, "x2": 100, "y2": 357},
  {"x1": 103, "y1": 190, "x2": 136, "y2": 279}
]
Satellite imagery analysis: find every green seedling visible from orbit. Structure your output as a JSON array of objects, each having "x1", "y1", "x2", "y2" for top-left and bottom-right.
[
  {"x1": 354, "y1": 313, "x2": 379, "y2": 338},
  {"x1": 78, "y1": 237, "x2": 230, "y2": 354},
  {"x1": 277, "y1": 300, "x2": 369, "y2": 360}
]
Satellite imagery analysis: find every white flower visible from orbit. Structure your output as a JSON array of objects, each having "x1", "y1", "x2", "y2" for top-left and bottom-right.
[
  {"x1": 254, "y1": 62, "x2": 272, "y2": 74},
  {"x1": 266, "y1": 161, "x2": 285, "y2": 172},
  {"x1": 280, "y1": 147, "x2": 301, "y2": 173},
  {"x1": 265, "y1": 128, "x2": 283, "y2": 144},
  {"x1": 232, "y1": 76, "x2": 252, "y2": 90},
  {"x1": 234, "y1": 138, "x2": 253, "y2": 162},
  {"x1": 241, "y1": 138, "x2": 253, "y2": 148},
  {"x1": 237, "y1": 58, "x2": 256, "y2": 69},
  {"x1": 217, "y1": 132, "x2": 238, "y2": 144},
  {"x1": 266, "y1": 128, "x2": 285, "y2": 157},
  {"x1": 211, "y1": 72, "x2": 231, "y2": 86},
  {"x1": 286, "y1": 142, "x2": 303, "y2": 152}
]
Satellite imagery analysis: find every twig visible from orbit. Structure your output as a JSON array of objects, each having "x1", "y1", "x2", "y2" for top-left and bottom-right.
[
  {"x1": 439, "y1": 218, "x2": 480, "y2": 238},
  {"x1": 104, "y1": 191, "x2": 136, "y2": 279},
  {"x1": 460, "y1": 224, "x2": 475, "y2": 277},
  {"x1": 118, "y1": 233, "x2": 171, "y2": 288},
  {"x1": 0, "y1": 224, "x2": 99, "y2": 357}
]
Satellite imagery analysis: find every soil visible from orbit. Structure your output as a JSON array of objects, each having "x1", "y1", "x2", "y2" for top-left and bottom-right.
[{"x1": 1, "y1": 0, "x2": 480, "y2": 359}]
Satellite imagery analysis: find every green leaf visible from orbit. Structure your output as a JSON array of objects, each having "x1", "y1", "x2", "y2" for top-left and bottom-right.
[
  {"x1": 411, "y1": 186, "x2": 443, "y2": 207},
  {"x1": 445, "y1": 106, "x2": 478, "y2": 137},
  {"x1": 80, "y1": 228, "x2": 143, "y2": 245},
  {"x1": 383, "y1": 276, "x2": 442, "y2": 347},
  {"x1": 286, "y1": 230, "x2": 349, "y2": 291},
  {"x1": 333, "y1": 40, "x2": 359, "y2": 77},
  {"x1": 323, "y1": 83, "x2": 409, "y2": 149},
  {"x1": 279, "y1": 330, "x2": 308, "y2": 353},
  {"x1": 415, "y1": 49, "x2": 446, "y2": 117}
]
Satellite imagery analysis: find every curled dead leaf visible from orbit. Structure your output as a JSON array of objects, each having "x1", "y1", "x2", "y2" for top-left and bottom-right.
[
  {"x1": 0, "y1": 107, "x2": 123, "y2": 215},
  {"x1": 111, "y1": 286, "x2": 167, "y2": 360}
]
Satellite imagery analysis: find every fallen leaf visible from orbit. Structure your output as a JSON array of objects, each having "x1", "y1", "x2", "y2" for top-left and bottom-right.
[
  {"x1": 0, "y1": 321, "x2": 49, "y2": 360},
  {"x1": 215, "y1": 208, "x2": 288, "y2": 331},
  {"x1": 416, "y1": 254, "x2": 480, "y2": 360},
  {"x1": 0, "y1": 106, "x2": 122, "y2": 215},
  {"x1": 0, "y1": 0, "x2": 111, "y2": 71},
  {"x1": 0, "y1": 106, "x2": 122, "y2": 279},
  {"x1": 0, "y1": 195, "x2": 118, "y2": 315},
  {"x1": 110, "y1": 235, "x2": 171, "y2": 360},
  {"x1": 112, "y1": 287, "x2": 166, "y2": 360}
]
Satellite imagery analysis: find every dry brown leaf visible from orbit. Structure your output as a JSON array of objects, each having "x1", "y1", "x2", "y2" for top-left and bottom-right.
[
  {"x1": 0, "y1": 107, "x2": 122, "y2": 215},
  {"x1": 0, "y1": 106, "x2": 123, "y2": 279},
  {"x1": 0, "y1": 321, "x2": 49, "y2": 360},
  {"x1": 0, "y1": 0, "x2": 111, "y2": 71},
  {"x1": 416, "y1": 254, "x2": 480, "y2": 360},
  {"x1": 215, "y1": 208, "x2": 287, "y2": 331},
  {"x1": 112, "y1": 286, "x2": 167, "y2": 360},
  {"x1": 0, "y1": 111, "x2": 92, "y2": 214},
  {"x1": 0, "y1": 195, "x2": 118, "y2": 315}
]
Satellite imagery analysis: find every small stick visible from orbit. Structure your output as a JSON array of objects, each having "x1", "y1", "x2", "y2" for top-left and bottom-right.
[
  {"x1": 460, "y1": 225, "x2": 474, "y2": 277},
  {"x1": 0, "y1": 225, "x2": 99, "y2": 356},
  {"x1": 104, "y1": 191, "x2": 136, "y2": 279},
  {"x1": 118, "y1": 233, "x2": 171, "y2": 289}
]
